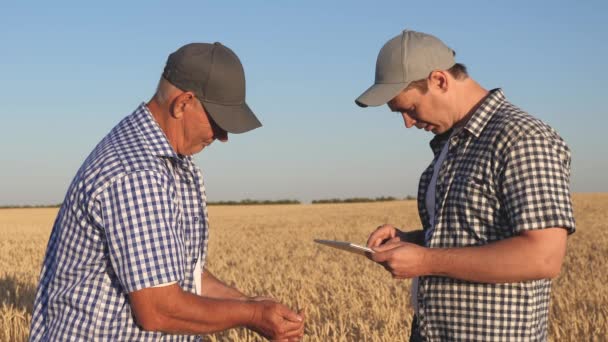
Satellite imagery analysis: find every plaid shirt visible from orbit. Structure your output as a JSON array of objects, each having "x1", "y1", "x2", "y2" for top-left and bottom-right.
[
  {"x1": 30, "y1": 104, "x2": 209, "y2": 341},
  {"x1": 415, "y1": 89, "x2": 575, "y2": 341}
]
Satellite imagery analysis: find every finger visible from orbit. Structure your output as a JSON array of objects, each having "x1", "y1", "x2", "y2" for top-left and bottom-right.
[
  {"x1": 367, "y1": 231, "x2": 385, "y2": 248},
  {"x1": 390, "y1": 267, "x2": 411, "y2": 279},
  {"x1": 367, "y1": 225, "x2": 390, "y2": 246},
  {"x1": 380, "y1": 237, "x2": 401, "y2": 247},
  {"x1": 277, "y1": 320, "x2": 304, "y2": 338},
  {"x1": 281, "y1": 308, "x2": 303, "y2": 323},
  {"x1": 367, "y1": 225, "x2": 395, "y2": 247},
  {"x1": 372, "y1": 240, "x2": 403, "y2": 253},
  {"x1": 279, "y1": 321, "x2": 305, "y2": 340},
  {"x1": 253, "y1": 296, "x2": 277, "y2": 302},
  {"x1": 387, "y1": 225, "x2": 397, "y2": 239},
  {"x1": 391, "y1": 270, "x2": 405, "y2": 279},
  {"x1": 285, "y1": 335, "x2": 302, "y2": 342},
  {"x1": 280, "y1": 327, "x2": 304, "y2": 341},
  {"x1": 371, "y1": 250, "x2": 391, "y2": 263}
]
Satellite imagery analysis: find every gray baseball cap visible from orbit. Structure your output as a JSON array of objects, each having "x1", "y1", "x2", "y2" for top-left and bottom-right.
[
  {"x1": 162, "y1": 42, "x2": 262, "y2": 133},
  {"x1": 355, "y1": 30, "x2": 455, "y2": 107}
]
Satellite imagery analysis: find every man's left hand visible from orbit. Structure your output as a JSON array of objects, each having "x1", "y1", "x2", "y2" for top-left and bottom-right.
[{"x1": 369, "y1": 237, "x2": 428, "y2": 279}]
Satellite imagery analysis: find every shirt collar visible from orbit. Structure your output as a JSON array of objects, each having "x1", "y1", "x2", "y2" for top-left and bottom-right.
[
  {"x1": 130, "y1": 103, "x2": 182, "y2": 162},
  {"x1": 461, "y1": 88, "x2": 505, "y2": 138},
  {"x1": 429, "y1": 88, "x2": 506, "y2": 153}
]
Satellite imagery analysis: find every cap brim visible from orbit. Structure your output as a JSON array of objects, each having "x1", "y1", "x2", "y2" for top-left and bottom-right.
[
  {"x1": 201, "y1": 101, "x2": 262, "y2": 134},
  {"x1": 355, "y1": 82, "x2": 409, "y2": 108}
]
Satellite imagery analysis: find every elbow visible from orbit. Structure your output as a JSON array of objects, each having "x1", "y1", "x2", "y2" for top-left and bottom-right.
[
  {"x1": 542, "y1": 246, "x2": 566, "y2": 279},
  {"x1": 521, "y1": 228, "x2": 568, "y2": 280},
  {"x1": 134, "y1": 313, "x2": 165, "y2": 332},
  {"x1": 133, "y1": 302, "x2": 178, "y2": 332},
  {"x1": 536, "y1": 257, "x2": 564, "y2": 280},
  {"x1": 544, "y1": 262, "x2": 563, "y2": 279},
  {"x1": 131, "y1": 289, "x2": 181, "y2": 332}
]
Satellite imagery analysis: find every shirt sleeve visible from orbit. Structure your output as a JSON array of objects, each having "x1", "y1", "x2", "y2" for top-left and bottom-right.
[
  {"x1": 500, "y1": 134, "x2": 575, "y2": 234},
  {"x1": 99, "y1": 170, "x2": 185, "y2": 293}
]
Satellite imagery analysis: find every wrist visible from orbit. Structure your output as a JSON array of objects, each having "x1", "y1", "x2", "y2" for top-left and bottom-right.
[
  {"x1": 245, "y1": 300, "x2": 261, "y2": 328},
  {"x1": 422, "y1": 247, "x2": 437, "y2": 276}
]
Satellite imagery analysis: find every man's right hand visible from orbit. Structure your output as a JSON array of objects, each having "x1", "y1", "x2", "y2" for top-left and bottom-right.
[
  {"x1": 367, "y1": 224, "x2": 403, "y2": 248},
  {"x1": 248, "y1": 299, "x2": 304, "y2": 341}
]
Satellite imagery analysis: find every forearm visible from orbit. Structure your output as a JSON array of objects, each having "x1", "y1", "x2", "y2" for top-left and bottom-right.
[
  {"x1": 202, "y1": 268, "x2": 247, "y2": 299},
  {"x1": 136, "y1": 285, "x2": 255, "y2": 334},
  {"x1": 425, "y1": 229, "x2": 566, "y2": 283}
]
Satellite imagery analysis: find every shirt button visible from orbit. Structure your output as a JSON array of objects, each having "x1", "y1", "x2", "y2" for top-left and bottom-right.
[
  {"x1": 184, "y1": 179, "x2": 191, "y2": 184},
  {"x1": 193, "y1": 216, "x2": 199, "y2": 221}
]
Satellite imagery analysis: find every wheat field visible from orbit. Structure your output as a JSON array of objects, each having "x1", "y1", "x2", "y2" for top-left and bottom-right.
[{"x1": 1, "y1": 193, "x2": 606, "y2": 341}]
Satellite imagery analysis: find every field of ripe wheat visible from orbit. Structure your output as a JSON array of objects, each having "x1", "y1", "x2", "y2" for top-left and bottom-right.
[{"x1": 1, "y1": 193, "x2": 607, "y2": 341}]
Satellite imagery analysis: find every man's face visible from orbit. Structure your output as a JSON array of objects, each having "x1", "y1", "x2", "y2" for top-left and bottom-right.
[
  {"x1": 181, "y1": 97, "x2": 228, "y2": 154},
  {"x1": 387, "y1": 84, "x2": 451, "y2": 135}
]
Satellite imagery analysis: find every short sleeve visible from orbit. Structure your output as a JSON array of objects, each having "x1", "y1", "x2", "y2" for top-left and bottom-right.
[
  {"x1": 99, "y1": 170, "x2": 184, "y2": 293},
  {"x1": 500, "y1": 135, "x2": 575, "y2": 234}
]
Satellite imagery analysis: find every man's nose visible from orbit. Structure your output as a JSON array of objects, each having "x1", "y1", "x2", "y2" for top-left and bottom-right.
[
  {"x1": 402, "y1": 113, "x2": 416, "y2": 128},
  {"x1": 215, "y1": 131, "x2": 228, "y2": 142},
  {"x1": 211, "y1": 121, "x2": 229, "y2": 142}
]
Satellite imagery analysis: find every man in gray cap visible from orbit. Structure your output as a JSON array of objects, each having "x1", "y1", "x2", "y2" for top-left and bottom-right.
[
  {"x1": 30, "y1": 42, "x2": 304, "y2": 341},
  {"x1": 359, "y1": 30, "x2": 575, "y2": 341}
]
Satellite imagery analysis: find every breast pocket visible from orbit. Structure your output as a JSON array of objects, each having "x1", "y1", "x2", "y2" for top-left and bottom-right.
[{"x1": 447, "y1": 174, "x2": 507, "y2": 242}]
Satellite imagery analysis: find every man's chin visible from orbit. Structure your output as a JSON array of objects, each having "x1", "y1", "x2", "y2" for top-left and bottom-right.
[
  {"x1": 192, "y1": 143, "x2": 209, "y2": 154},
  {"x1": 418, "y1": 124, "x2": 436, "y2": 132},
  {"x1": 432, "y1": 127, "x2": 449, "y2": 135},
  {"x1": 199, "y1": 141, "x2": 214, "y2": 151}
]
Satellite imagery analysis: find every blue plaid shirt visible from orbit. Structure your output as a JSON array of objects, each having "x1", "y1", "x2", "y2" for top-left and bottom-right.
[{"x1": 30, "y1": 104, "x2": 209, "y2": 341}]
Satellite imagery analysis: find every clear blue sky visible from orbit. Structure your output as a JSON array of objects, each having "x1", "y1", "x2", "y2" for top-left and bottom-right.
[{"x1": 1, "y1": 1, "x2": 606, "y2": 205}]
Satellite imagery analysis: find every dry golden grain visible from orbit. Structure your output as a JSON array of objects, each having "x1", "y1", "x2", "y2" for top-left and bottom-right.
[{"x1": 1, "y1": 194, "x2": 606, "y2": 341}]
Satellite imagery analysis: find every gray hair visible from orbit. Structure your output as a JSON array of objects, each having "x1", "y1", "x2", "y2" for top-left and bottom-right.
[{"x1": 152, "y1": 77, "x2": 181, "y2": 105}]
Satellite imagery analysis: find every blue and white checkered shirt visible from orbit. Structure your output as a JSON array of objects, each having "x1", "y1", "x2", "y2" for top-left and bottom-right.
[
  {"x1": 30, "y1": 104, "x2": 209, "y2": 341},
  {"x1": 415, "y1": 89, "x2": 575, "y2": 341}
]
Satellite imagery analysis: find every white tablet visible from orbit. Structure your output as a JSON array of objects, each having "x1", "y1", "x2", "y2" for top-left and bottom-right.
[{"x1": 314, "y1": 239, "x2": 374, "y2": 255}]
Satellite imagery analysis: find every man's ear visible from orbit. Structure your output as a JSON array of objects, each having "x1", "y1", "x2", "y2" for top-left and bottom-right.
[
  {"x1": 170, "y1": 92, "x2": 195, "y2": 119},
  {"x1": 429, "y1": 70, "x2": 449, "y2": 92}
]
